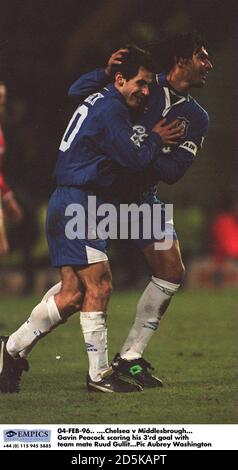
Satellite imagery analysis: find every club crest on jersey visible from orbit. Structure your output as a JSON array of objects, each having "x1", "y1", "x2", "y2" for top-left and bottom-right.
[
  {"x1": 130, "y1": 125, "x2": 148, "y2": 147},
  {"x1": 175, "y1": 117, "x2": 189, "y2": 137}
]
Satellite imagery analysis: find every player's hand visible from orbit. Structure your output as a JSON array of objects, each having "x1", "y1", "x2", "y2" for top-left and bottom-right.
[
  {"x1": 105, "y1": 48, "x2": 129, "y2": 77},
  {"x1": 152, "y1": 119, "x2": 184, "y2": 145}
]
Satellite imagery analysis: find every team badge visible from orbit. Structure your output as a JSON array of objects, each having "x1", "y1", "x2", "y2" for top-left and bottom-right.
[
  {"x1": 175, "y1": 117, "x2": 189, "y2": 137},
  {"x1": 131, "y1": 125, "x2": 148, "y2": 147}
]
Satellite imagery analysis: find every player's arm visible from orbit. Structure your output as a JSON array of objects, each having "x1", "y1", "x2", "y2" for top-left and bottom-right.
[
  {"x1": 68, "y1": 49, "x2": 127, "y2": 98},
  {"x1": 151, "y1": 112, "x2": 209, "y2": 184},
  {"x1": 68, "y1": 69, "x2": 106, "y2": 99},
  {"x1": 103, "y1": 101, "x2": 181, "y2": 170}
]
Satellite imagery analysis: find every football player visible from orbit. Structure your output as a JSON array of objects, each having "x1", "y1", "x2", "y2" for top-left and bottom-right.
[
  {"x1": 63, "y1": 32, "x2": 213, "y2": 388},
  {"x1": 0, "y1": 46, "x2": 183, "y2": 393}
]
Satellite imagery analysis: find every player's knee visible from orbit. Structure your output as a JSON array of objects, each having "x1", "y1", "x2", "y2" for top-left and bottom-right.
[
  {"x1": 55, "y1": 288, "x2": 84, "y2": 317},
  {"x1": 70, "y1": 290, "x2": 84, "y2": 311},
  {"x1": 87, "y1": 279, "x2": 113, "y2": 303},
  {"x1": 171, "y1": 262, "x2": 185, "y2": 284},
  {"x1": 103, "y1": 277, "x2": 113, "y2": 296},
  {"x1": 162, "y1": 261, "x2": 185, "y2": 284},
  {"x1": 94, "y1": 280, "x2": 113, "y2": 300}
]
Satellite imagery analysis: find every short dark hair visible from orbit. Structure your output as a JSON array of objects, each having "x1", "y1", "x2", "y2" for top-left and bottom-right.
[
  {"x1": 109, "y1": 45, "x2": 155, "y2": 82},
  {"x1": 148, "y1": 31, "x2": 208, "y2": 73}
]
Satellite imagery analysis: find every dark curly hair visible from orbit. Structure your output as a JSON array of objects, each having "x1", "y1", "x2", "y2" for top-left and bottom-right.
[
  {"x1": 148, "y1": 31, "x2": 208, "y2": 73},
  {"x1": 109, "y1": 44, "x2": 155, "y2": 82}
]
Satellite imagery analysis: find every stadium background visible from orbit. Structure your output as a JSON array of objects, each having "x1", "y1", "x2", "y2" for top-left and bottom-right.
[{"x1": 0, "y1": 0, "x2": 237, "y2": 425}]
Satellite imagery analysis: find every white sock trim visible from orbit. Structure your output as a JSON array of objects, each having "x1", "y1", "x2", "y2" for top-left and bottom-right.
[
  {"x1": 152, "y1": 276, "x2": 180, "y2": 294},
  {"x1": 47, "y1": 296, "x2": 62, "y2": 326},
  {"x1": 80, "y1": 311, "x2": 104, "y2": 318},
  {"x1": 80, "y1": 312, "x2": 106, "y2": 333},
  {"x1": 121, "y1": 352, "x2": 141, "y2": 360},
  {"x1": 42, "y1": 282, "x2": 62, "y2": 301}
]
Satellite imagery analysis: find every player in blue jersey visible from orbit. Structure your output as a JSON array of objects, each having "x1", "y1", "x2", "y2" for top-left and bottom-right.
[
  {"x1": 0, "y1": 46, "x2": 183, "y2": 394},
  {"x1": 62, "y1": 32, "x2": 213, "y2": 388}
]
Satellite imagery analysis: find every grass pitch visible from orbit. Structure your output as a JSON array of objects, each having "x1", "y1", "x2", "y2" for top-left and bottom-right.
[{"x1": 0, "y1": 289, "x2": 237, "y2": 424}]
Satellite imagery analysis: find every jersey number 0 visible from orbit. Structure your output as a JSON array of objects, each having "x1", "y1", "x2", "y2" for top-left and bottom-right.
[{"x1": 59, "y1": 104, "x2": 88, "y2": 152}]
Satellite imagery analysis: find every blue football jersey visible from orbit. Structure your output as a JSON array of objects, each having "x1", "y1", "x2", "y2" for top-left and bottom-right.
[
  {"x1": 54, "y1": 83, "x2": 164, "y2": 199},
  {"x1": 68, "y1": 69, "x2": 209, "y2": 191}
]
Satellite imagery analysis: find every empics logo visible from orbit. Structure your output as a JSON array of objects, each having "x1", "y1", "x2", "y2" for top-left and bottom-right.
[
  {"x1": 5, "y1": 431, "x2": 17, "y2": 438},
  {"x1": 3, "y1": 429, "x2": 51, "y2": 443}
]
